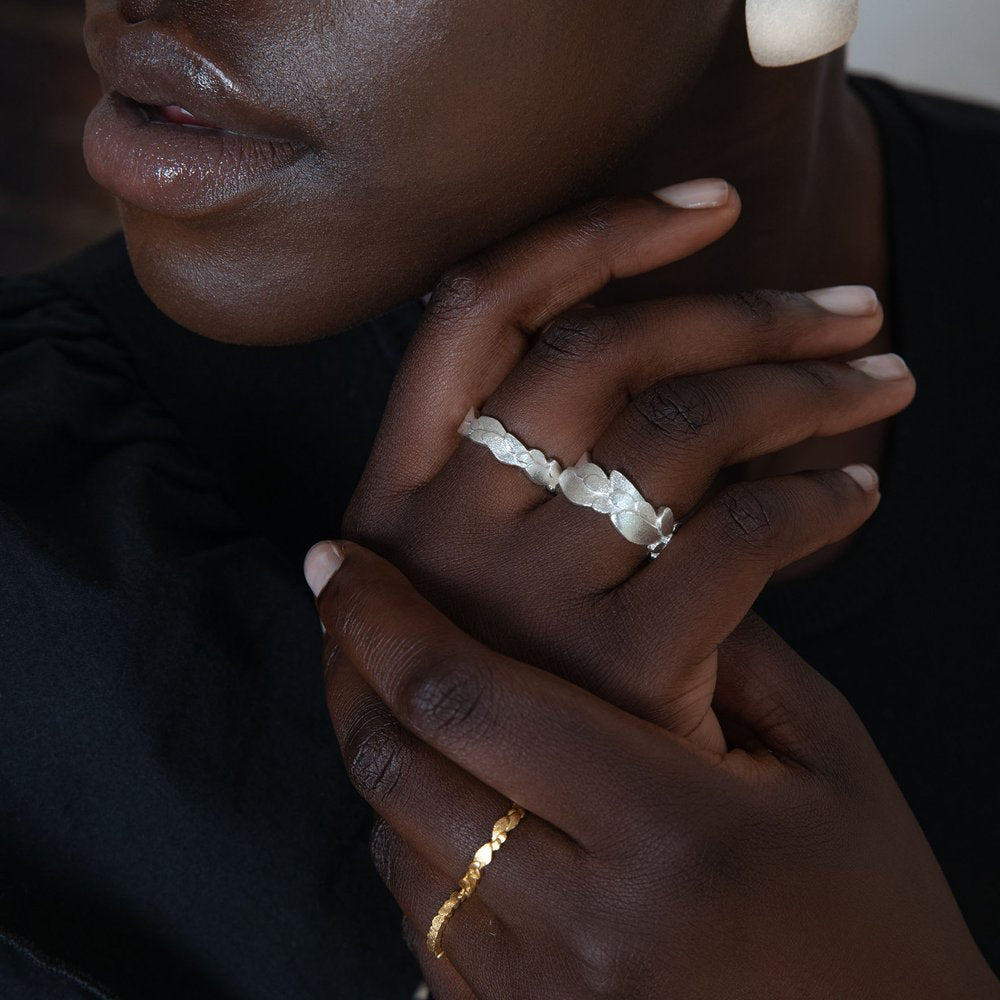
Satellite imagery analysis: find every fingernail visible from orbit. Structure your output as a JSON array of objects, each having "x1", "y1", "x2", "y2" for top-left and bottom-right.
[
  {"x1": 847, "y1": 353, "x2": 910, "y2": 380},
  {"x1": 303, "y1": 541, "x2": 344, "y2": 597},
  {"x1": 842, "y1": 464, "x2": 880, "y2": 492},
  {"x1": 653, "y1": 178, "x2": 730, "y2": 209},
  {"x1": 804, "y1": 285, "x2": 879, "y2": 316}
]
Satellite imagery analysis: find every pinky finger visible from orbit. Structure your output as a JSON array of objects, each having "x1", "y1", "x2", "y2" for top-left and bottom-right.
[{"x1": 667, "y1": 463, "x2": 881, "y2": 648}]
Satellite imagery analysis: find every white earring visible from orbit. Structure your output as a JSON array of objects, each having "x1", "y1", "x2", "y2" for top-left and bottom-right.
[{"x1": 746, "y1": 0, "x2": 859, "y2": 68}]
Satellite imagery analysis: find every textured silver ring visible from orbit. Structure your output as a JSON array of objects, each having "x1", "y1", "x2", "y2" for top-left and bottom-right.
[
  {"x1": 459, "y1": 411, "x2": 563, "y2": 491},
  {"x1": 458, "y1": 413, "x2": 676, "y2": 557},
  {"x1": 558, "y1": 455, "x2": 676, "y2": 558}
]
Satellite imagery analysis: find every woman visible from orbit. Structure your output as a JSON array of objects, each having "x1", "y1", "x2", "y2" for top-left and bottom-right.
[{"x1": 0, "y1": 1, "x2": 997, "y2": 997}]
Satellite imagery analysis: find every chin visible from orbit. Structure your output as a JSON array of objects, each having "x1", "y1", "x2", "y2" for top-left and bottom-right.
[{"x1": 119, "y1": 205, "x2": 428, "y2": 346}]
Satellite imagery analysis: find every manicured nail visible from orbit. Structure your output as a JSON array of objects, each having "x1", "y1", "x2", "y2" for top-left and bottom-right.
[
  {"x1": 303, "y1": 541, "x2": 344, "y2": 597},
  {"x1": 804, "y1": 285, "x2": 879, "y2": 316},
  {"x1": 653, "y1": 178, "x2": 730, "y2": 209},
  {"x1": 847, "y1": 353, "x2": 910, "y2": 380},
  {"x1": 842, "y1": 464, "x2": 880, "y2": 492}
]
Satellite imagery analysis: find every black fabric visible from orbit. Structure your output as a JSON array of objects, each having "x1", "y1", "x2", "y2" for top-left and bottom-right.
[{"x1": 0, "y1": 75, "x2": 997, "y2": 997}]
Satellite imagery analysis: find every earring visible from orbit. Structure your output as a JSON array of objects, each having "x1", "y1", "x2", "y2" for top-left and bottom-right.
[{"x1": 746, "y1": 0, "x2": 859, "y2": 68}]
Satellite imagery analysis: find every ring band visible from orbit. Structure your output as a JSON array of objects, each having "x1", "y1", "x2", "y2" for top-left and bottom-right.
[
  {"x1": 559, "y1": 454, "x2": 676, "y2": 557},
  {"x1": 427, "y1": 803, "x2": 526, "y2": 959},
  {"x1": 459, "y1": 411, "x2": 562, "y2": 491},
  {"x1": 458, "y1": 412, "x2": 676, "y2": 557}
]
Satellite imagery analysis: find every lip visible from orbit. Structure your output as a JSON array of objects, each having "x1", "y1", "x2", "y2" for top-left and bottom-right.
[{"x1": 83, "y1": 15, "x2": 310, "y2": 217}]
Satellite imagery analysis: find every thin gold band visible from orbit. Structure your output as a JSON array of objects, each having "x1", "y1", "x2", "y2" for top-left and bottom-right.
[{"x1": 427, "y1": 803, "x2": 525, "y2": 959}]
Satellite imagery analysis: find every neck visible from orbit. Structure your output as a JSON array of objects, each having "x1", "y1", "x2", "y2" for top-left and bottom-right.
[
  {"x1": 596, "y1": 15, "x2": 893, "y2": 579},
  {"x1": 600, "y1": 14, "x2": 887, "y2": 304}
]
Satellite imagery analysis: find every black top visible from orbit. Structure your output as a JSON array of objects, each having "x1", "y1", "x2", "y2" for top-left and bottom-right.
[{"x1": 1, "y1": 76, "x2": 998, "y2": 998}]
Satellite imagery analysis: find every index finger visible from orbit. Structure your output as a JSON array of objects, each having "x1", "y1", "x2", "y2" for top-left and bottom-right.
[
  {"x1": 312, "y1": 540, "x2": 714, "y2": 846},
  {"x1": 362, "y1": 181, "x2": 740, "y2": 496}
]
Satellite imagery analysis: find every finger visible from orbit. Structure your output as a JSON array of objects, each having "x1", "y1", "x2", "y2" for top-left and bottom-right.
[
  {"x1": 312, "y1": 541, "x2": 709, "y2": 844},
  {"x1": 578, "y1": 351, "x2": 913, "y2": 537},
  {"x1": 714, "y1": 613, "x2": 872, "y2": 779},
  {"x1": 473, "y1": 287, "x2": 884, "y2": 480},
  {"x1": 363, "y1": 184, "x2": 740, "y2": 495},
  {"x1": 402, "y1": 920, "x2": 478, "y2": 1000},
  {"x1": 597, "y1": 354, "x2": 910, "y2": 515},
  {"x1": 590, "y1": 467, "x2": 883, "y2": 732},
  {"x1": 503, "y1": 351, "x2": 911, "y2": 591},
  {"x1": 373, "y1": 818, "x2": 517, "y2": 988},
  {"x1": 324, "y1": 642, "x2": 578, "y2": 909}
]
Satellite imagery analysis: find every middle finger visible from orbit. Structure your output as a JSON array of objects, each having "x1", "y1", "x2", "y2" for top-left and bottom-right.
[
  {"x1": 540, "y1": 349, "x2": 914, "y2": 578},
  {"x1": 443, "y1": 286, "x2": 885, "y2": 513}
]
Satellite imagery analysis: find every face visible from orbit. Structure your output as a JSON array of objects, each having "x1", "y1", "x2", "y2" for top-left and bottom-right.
[{"x1": 83, "y1": 0, "x2": 733, "y2": 344}]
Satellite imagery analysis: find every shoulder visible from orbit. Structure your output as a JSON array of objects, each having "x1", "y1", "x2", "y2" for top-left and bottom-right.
[
  {"x1": 852, "y1": 74, "x2": 1000, "y2": 146},
  {"x1": 0, "y1": 237, "x2": 141, "y2": 385},
  {"x1": 852, "y1": 76, "x2": 1000, "y2": 225},
  {"x1": 0, "y1": 245, "x2": 243, "y2": 584},
  {"x1": 0, "y1": 259, "x2": 169, "y2": 485},
  {"x1": 0, "y1": 270, "x2": 107, "y2": 348}
]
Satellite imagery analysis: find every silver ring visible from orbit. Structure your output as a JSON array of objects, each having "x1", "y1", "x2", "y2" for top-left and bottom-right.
[
  {"x1": 458, "y1": 413, "x2": 676, "y2": 558},
  {"x1": 558, "y1": 455, "x2": 676, "y2": 558},
  {"x1": 459, "y1": 411, "x2": 563, "y2": 491}
]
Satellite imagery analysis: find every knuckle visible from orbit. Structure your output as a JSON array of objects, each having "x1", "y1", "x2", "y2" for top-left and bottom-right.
[
  {"x1": 425, "y1": 260, "x2": 498, "y2": 323},
  {"x1": 790, "y1": 359, "x2": 839, "y2": 390},
  {"x1": 401, "y1": 655, "x2": 496, "y2": 749},
  {"x1": 570, "y1": 196, "x2": 621, "y2": 244},
  {"x1": 369, "y1": 817, "x2": 400, "y2": 889},
  {"x1": 534, "y1": 311, "x2": 608, "y2": 367},
  {"x1": 725, "y1": 289, "x2": 787, "y2": 334},
  {"x1": 715, "y1": 481, "x2": 783, "y2": 550},
  {"x1": 569, "y1": 928, "x2": 645, "y2": 1000},
  {"x1": 658, "y1": 800, "x2": 754, "y2": 894},
  {"x1": 342, "y1": 707, "x2": 409, "y2": 806},
  {"x1": 630, "y1": 377, "x2": 716, "y2": 445}
]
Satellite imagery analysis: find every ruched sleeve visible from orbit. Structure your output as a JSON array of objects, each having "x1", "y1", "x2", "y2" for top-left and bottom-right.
[{"x1": 0, "y1": 276, "x2": 418, "y2": 999}]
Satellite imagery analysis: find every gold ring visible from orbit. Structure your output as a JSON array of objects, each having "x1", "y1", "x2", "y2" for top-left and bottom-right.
[{"x1": 427, "y1": 803, "x2": 525, "y2": 959}]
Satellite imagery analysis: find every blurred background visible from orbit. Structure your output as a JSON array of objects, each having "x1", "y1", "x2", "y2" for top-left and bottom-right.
[{"x1": 1, "y1": 0, "x2": 999, "y2": 275}]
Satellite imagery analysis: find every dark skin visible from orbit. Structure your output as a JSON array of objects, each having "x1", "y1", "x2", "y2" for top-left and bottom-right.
[
  {"x1": 83, "y1": 0, "x2": 995, "y2": 995},
  {"x1": 306, "y1": 197, "x2": 995, "y2": 994},
  {"x1": 338, "y1": 192, "x2": 911, "y2": 749},
  {"x1": 85, "y1": 0, "x2": 889, "y2": 567},
  {"x1": 318, "y1": 546, "x2": 1000, "y2": 999}
]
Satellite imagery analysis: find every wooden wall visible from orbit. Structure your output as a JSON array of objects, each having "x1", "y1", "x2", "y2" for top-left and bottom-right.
[{"x1": 0, "y1": 3, "x2": 118, "y2": 274}]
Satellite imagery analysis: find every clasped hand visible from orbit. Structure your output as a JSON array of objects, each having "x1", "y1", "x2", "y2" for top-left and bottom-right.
[{"x1": 305, "y1": 186, "x2": 997, "y2": 998}]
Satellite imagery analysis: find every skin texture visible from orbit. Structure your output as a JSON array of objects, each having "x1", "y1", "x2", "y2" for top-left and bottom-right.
[
  {"x1": 83, "y1": 0, "x2": 734, "y2": 344},
  {"x1": 317, "y1": 548, "x2": 1000, "y2": 1000},
  {"x1": 83, "y1": 3, "x2": 883, "y2": 345},
  {"x1": 341, "y1": 192, "x2": 912, "y2": 748},
  {"x1": 82, "y1": 1, "x2": 996, "y2": 994},
  {"x1": 83, "y1": 0, "x2": 891, "y2": 568},
  {"x1": 307, "y1": 198, "x2": 996, "y2": 996}
]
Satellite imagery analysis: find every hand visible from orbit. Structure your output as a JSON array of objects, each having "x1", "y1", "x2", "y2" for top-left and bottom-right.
[
  {"x1": 340, "y1": 183, "x2": 914, "y2": 748},
  {"x1": 312, "y1": 544, "x2": 999, "y2": 999}
]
